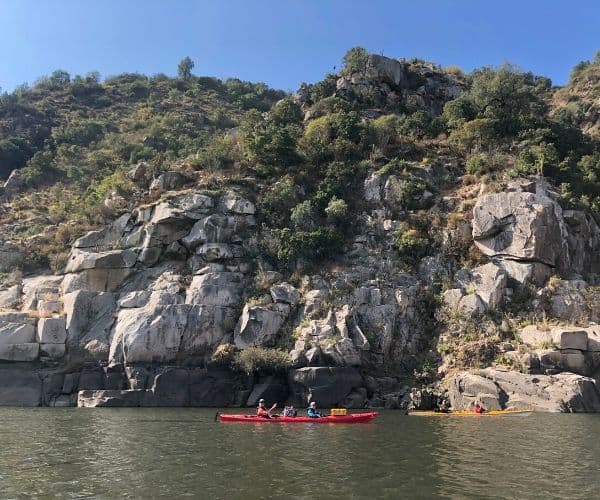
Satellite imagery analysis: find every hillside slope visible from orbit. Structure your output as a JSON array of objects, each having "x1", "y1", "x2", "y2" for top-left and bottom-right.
[{"x1": 1, "y1": 50, "x2": 600, "y2": 411}]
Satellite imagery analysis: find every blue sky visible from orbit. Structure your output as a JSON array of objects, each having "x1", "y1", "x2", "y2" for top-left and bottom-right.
[{"x1": 1, "y1": 0, "x2": 598, "y2": 93}]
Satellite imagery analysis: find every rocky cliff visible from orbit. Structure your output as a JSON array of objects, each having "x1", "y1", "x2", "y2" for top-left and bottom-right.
[{"x1": 1, "y1": 51, "x2": 600, "y2": 411}]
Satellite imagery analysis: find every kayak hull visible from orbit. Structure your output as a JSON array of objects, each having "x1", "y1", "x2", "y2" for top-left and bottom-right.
[
  {"x1": 408, "y1": 409, "x2": 532, "y2": 417},
  {"x1": 219, "y1": 412, "x2": 378, "y2": 423}
]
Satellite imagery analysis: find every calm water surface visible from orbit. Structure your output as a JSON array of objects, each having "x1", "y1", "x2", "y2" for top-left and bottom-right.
[{"x1": 0, "y1": 408, "x2": 599, "y2": 499}]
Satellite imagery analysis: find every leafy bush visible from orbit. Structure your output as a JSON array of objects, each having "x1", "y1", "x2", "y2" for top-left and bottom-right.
[
  {"x1": 465, "y1": 152, "x2": 508, "y2": 175},
  {"x1": 299, "y1": 110, "x2": 363, "y2": 164},
  {"x1": 324, "y1": 197, "x2": 348, "y2": 222},
  {"x1": 395, "y1": 228, "x2": 430, "y2": 262},
  {"x1": 290, "y1": 200, "x2": 317, "y2": 230},
  {"x1": 274, "y1": 227, "x2": 344, "y2": 266},
  {"x1": 342, "y1": 47, "x2": 369, "y2": 75},
  {"x1": 234, "y1": 347, "x2": 290, "y2": 375},
  {"x1": 258, "y1": 177, "x2": 299, "y2": 227}
]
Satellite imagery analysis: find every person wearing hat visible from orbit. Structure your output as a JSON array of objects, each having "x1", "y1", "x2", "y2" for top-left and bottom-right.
[
  {"x1": 257, "y1": 399, "x2": 277, "y2": 418},
  {"x1": 306, "y1": 401, "x2": 322, "y2": 418}
]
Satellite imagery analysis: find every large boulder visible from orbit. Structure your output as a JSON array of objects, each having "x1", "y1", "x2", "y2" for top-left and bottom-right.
[
  {"x1": 289, "y1": 367, "x2": 364, "y2": 407},
  {"x1": 109, "y1": 292, "x2": 189, "y2": 364},
  {"x1": 365, "y1": 55, "x2": 407, "y2": 87},
  {"x1": 37, "y1": 317, "x2": 67, "y2": 344},
  {"x1": 0, "y1": 313, "x2": 35, "y2": 345},
  {"x1": 455, "y1": 262, "x2": 508, "y2": 309},
  {"x1": 472, "y1": 183, "x2": 569, "y2": 269},
  {"x1": 449, "y1": 368, "x2": 600, "y2": 412},
  {"x1": 73, "y1": 213, "x2": 131, "y2": 250},
  {"x1": 234, "y1": 304, "x2": 288, "y2": 348},
  {"x1": 65, "y1": 248, "x2": 138, "y2": 273},
  {"x1": 64, "y1": 290, "x2": 116, "y2": 359},
  {"x1": 185, "y1": 272, "x2": 243, "y2": 307}
]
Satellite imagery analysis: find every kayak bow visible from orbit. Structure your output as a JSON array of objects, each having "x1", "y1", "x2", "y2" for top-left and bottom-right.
[{"x1": 219, "y1": 412, "x2": 378, "y2": 423}]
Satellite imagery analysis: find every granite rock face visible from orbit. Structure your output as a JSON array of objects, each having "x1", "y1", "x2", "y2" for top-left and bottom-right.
[{"x1": 449, "y1": 368, "x2": 600, "y2": 412}]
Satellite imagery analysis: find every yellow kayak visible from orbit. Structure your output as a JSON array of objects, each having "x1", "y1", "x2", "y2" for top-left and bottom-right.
[{"x1": 408, "y1": 409, "x2": 532, "y2": 417}]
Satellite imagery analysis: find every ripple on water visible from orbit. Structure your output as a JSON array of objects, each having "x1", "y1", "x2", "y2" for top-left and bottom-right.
[{"x1": 1, "y1": 409, "x2": 600, "y2": 499}]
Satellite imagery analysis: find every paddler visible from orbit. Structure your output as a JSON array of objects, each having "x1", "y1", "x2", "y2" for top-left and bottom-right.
[
  {"x1": 257, "y1": 399, "x2": 277, "y2": 418},
  {"x1": 307, "y1": 401, "x2": 322, "y2": 418},
  {"x1": 473, "y1": 402, "x2": 485, "y2": 414}
]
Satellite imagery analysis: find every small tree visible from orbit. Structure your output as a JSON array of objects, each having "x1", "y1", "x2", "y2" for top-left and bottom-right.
[
  {"x1": 342, "y1": 47, "x2": 369, "y2": 75},
  {"x1": 177, "y1": 57, "x2": 194, "y2": 80}
]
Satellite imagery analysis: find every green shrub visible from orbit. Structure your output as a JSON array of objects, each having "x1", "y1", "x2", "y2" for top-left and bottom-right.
[
  {"x1": 465, "y1": 152, "x2": 507, "y2": 175},
  {"x1": 258, "y1": 177, "x2": 299, "y2": 227},
  {"x1": 324, "y1": 197, "x2": 348, "y2": 222},
  {"x1": 395, "y1": 228, "x2": 430, "y2": 262},
  {"x1": 234, "y1": 347, "x2": 290, "y2": 375},
  {"x1": 342, "y1": 47, "x2": 369, "y2": 75},
  {"x1": 290, "y1": 200, "x2": 317, "y2": 230},
  {"x1": 275, "y1": 227, "x2": 344, "y2": 266}
]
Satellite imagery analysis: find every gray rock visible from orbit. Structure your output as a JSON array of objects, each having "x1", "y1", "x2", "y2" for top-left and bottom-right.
[
  {"x1": 449, "y1": 368, "x2": 600, "y2": 412},
  {"x1": 0, "y1": 369, "x2": 42, "y2": 406},
  {"x1": 77, "y1": 389, "x2": 152, "y2": 407},
  {"x1": 118, "y1": 291, "x2": 151, "y2": 308},
  {"x1": 234, "y1": 304, "x2": 288, "y2": 348},
  {"x1": 149, "y1": 171, "x2": 186, "y2": 194},
  {"x1": 270, "y1": 282, "x2": 300, "y2": 305},
  {"x1": 73, "y1": 213, "x2": 131, "y2": 250},
  {"x1": 150, "y1": 368, "x2": 190, "y2": 406},
  {"x1": 21, "y1": 275, "x2": 63, "y2": 311},
  {"x1": 185, "y1": 272, "x2": 243, "y2": 307},
  {"x1": 458, "y1": 294, "x2": 486, "y2": 317},
  {"x1": 246, "y1": 375, "x2": 289, "y2": 407},
  {"x1": 544, "y1": 279, "x2": 589, "y2": 323},
  {"x1": 495, "y1": 260, "x2": 552, "y2": 287},
  {"x1": 472, "y1": 185, "x2": 569, "y2": 269},
  {"x1": 65, "y1": 248, "x2": 137, "y2": 273},
  {"x1": 40, "y1": 343, "x2": 66, "y2": 359},
  {"x1": 37, "y1": 300, "x2": 63, "y2": 315},
  {"x1": 64, "y1": 290, "x2": 116, "y2": 357},
  {"x1": 364, "y1": 173, "x2": 384, "y2": 202},
  {"x1": 0, "y1": 321, "x2": 35, "y2": 345},
  {"x1": 0, "y1": 284, "x2": 21, "y2": 309},
  {"x1": 126, "y1": 162, "x2": 149, "y2": 184},
  {"x1": 109, "y1": 297, "x2": 189, "y2": 365},
  {"x1": 221, "y1": 191, "x2": 255, "y2": 214},
  {"x1": 37, "y1": 317, "x2": 67, "y2": 343},
  {"x1": 519, "y1": 325, "x2": 553, "y2": 347},
  {"x1": 456, "y1": 262, "x2": 507, "y2": 309},
  {"x1": 552, "y1": 328, "x2": 588, "y2": 351},
  {"x1": 0, "y1": 343, "x2": 39, "y2": 362},
  {"x1": 197, "y1": 243, "x2": 234, "y2": 261},
  {"x1": 189, "y1": 367, "x2": 236, "y2": 407},
  {"x1": 289, "y1": 367, "x2": 364, "y2": 407},
  {"x1": 365, "y1": 54, "x2": 406, "y2": 87}
]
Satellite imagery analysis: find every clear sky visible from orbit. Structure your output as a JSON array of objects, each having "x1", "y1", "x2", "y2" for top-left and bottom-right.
[{"x1": 1, "y1": 0, "x2": 598, "y2": 93}]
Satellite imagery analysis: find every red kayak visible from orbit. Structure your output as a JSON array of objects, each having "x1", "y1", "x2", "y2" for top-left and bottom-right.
[{"x1": 219, "y1": 412, "x2": 378, "y2": 424}]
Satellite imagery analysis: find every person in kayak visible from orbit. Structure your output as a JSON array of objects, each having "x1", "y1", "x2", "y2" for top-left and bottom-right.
[
  {"x1": 282, "y1": 405, "x2": 297, "y2": 417},
  {"x1": 472, "y1": 402, "x2": 485, "y2": 414},
  {"x1": 257, "y1": 399, "x2": 277, "y2": 418},
  {"x1": 307, "y1": 401, "x2": 322, "y2": 418}
]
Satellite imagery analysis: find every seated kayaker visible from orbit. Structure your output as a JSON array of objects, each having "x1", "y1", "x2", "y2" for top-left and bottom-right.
[
  {"x1": 472, "y1": 402, "x2": 485, "y2": 414},
  {"x1": 282, "y1": 405, "x2": 297, "y2": 417},
  {"x1": 307, "y1": 401, "x2": 322, "y2": 418},
  {"x1": 257, "y1": 399, "x2": 277, "y2": 418}
]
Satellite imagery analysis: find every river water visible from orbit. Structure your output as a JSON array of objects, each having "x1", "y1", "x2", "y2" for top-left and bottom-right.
[{"x1": 0, "y1": 408, "x2": 599, "y2": 499}]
